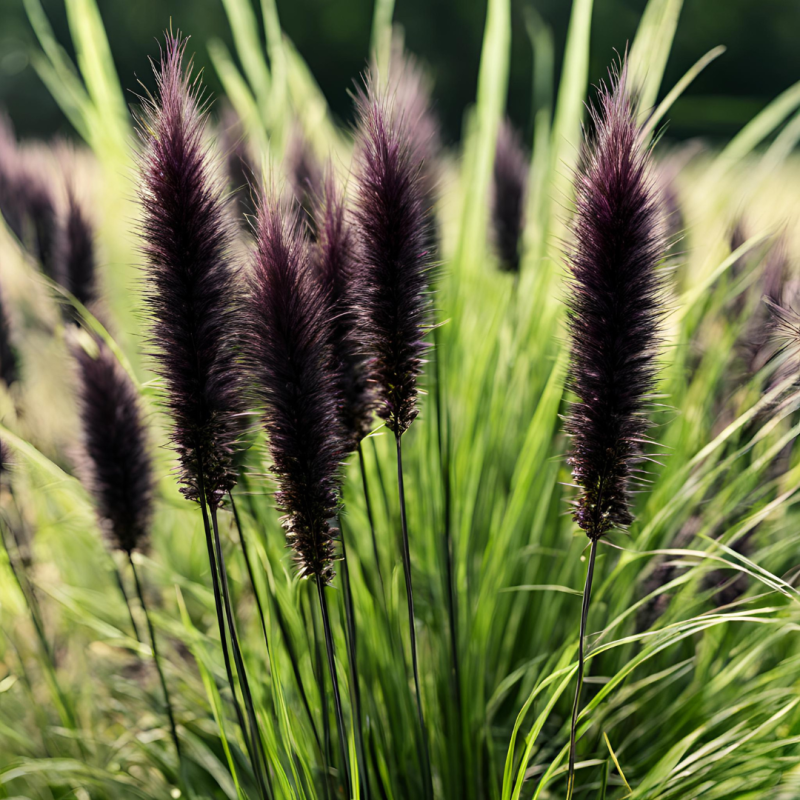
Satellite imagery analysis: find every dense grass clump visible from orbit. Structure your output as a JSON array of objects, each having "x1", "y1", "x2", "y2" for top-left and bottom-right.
[{"x1": 1, "y1": 2, "x2": 800, "y2": 800}]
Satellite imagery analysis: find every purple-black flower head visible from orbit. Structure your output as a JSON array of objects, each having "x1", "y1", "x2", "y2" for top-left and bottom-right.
[
  {"x1": 491, "y1": 118, "x2": 529, "y2": 273},
  {"x1": 352, "y1": 76, "x2": 433, "y2": 438},
  {"x1": 0, "y1": 279, "x2": 18, "y2": 389},
  {"x1": 136, "y1": 33, "x2": 249, "y2": 509},
  {"x1": 73, "y1": 339, "x2": 154, "y2": 554},
  {"x1": 389, "y1": 43, "x2": 442, "y2": 252},
  {"x1": 0, "y1": 114, "x2": 25, "y2": 242},
  {"x1": 286, "y1": 125, "x2": 323, "y2": 233},
  {"x1": 312, "y1": 171, "x2": 374, "y2": 448},
  {"x1": 564, "y1": 62, "x2": 668, "y2": 541},
  {"x1": 247, "y1": 193, "x2": 347, "y2": 584},
  {"x1": 57, "y1": 185, "x2": 97, "y2": 316},
  {"x1": 219, "y1": 104, "x2": 258, "y2": 223}
]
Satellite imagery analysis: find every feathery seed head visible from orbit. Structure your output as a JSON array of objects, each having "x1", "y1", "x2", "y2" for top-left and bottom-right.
[
  {"x1": 491, "y1": 118, "x2": 529, "y2": 273},
  {"x1": 352, "y1": 77, "x2": 433, "y2": 437},
  {"x1": 0, "y1": 279, "x2": 18, "y2": 389},
  {"x1": 247, "y1": 193, "x2": 347, "y2": 585},
  {"x1": 137, "y1": 33, "x2": 248, "y2": 509},
  {"x1": 74, "y1": 338, "x2": 154, "y2": 554},
  {"x1": 312, "y1": 171, "x2": 374, "y2": 448},
  {"x1": 565, "y1": 62, "x2": 668, "y2": 541},
  {"x1": 57, "y1": 186, "x2": 97, "y2": 316},
  {"x1": 286, "y1": 125, "x2": 323, "y2": 232}
]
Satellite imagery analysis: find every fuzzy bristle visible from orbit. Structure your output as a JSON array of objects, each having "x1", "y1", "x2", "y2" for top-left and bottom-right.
[
  {"x1": 74, "y1": 340, "x2": 154, "y2": 554},
  {"x1": 137, "y1": 34, "x2": 248, "y2": 508},
  {"x1": 0, "y1": 115, "x2": 25, "y2": 242},
  {"x1": 247, "y1": 195, "x2": 347, "y2": 584},
  {"x1": 564, "y1": 64, "x2": 667, "y2": 541},
  {"x1": 352, "y1": 78, "x2": 432, "y2": 437},
  {"x1": 389, "y1": 44, "x2": 442, "y2": 250},
  {"x1": 0, "y1": 280, "x2": 18, "y2": 389},
  {"x1": 313, "y1": 172, "x2": 374, "y2": 447},
  {"x1": 58, "y1": 186, "x2": 97, "y2": 314},
  {"x1": 220, "y1": 105, "x2": 257, "y2": 222},
  {"x1": 286, "y1": 126, "x2": 323, "y2": 232},
  {"x1": 491, "y1": 118, "x2": 528, "y2": 273}
]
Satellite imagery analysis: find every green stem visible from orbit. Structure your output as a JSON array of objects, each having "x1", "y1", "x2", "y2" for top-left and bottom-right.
[
  {"x1": 128, "y1": 552, "x2": 181, "y2": 762},
  {"x1": 358, "y1": 442, "x2": 385, "y2": 598},
  {"x1": 316, "y1": 576, "x2": 351, "y2": 800},
  {"x1": 210, "y1": 505, "x2": 273, "y2": 800},
  {"x1": 395, "y1": 432, "x2": 433, "y2": 799},
  {"x1": 566, "y1": 538, "x2": 599, "y2": 800},
  {"x1": 113, "y1": 561, "x2": 142, "y2": 643}
]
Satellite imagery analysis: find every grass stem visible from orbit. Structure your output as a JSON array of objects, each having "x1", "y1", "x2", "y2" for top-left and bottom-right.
[
  {"x1": 113, "y1": 561, "x2": 142, "y2": 643},
  {"x1": 566, "y1": 537, "x2": 599, "y2": 800},
  {"x1": 395, "y1": 432, "x2": 434, "y2": 799},
  {"x1": 127, "y1": 552, "x2": 181, "y2": 762},
  {"x1": 316, "y1": 576, "x2": 352, "y2": 800}
]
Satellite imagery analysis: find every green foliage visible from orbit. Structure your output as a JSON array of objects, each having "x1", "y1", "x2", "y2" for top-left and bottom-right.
[{"x1": 2, "y1": 0, "x2": 800, "y2": 798}]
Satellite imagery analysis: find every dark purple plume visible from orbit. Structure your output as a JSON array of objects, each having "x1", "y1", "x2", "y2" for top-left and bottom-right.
[
  {"x1": 564, "y1": 64, "x2": 668, "y2": 541},
  {"x1": 313, "y1": 172, "x2": 374, "y2": 447},
  {"x1": 57, "y1": 186, "x2": 97, "y2": 314},
  {"x1": 286, "y1": 126, "x2": 323, "y2": 232},
  {"x1": 0, "y1": 115, "x2": 25, "y2": 242},
  {"x1": 23, "y1": 166, "x2": 59, "y2": 280},
  {"x1": 389, "y1": 45, "x2": 442, "y2": 251},
  {"x1": 246, "y1": 195, "x2": 347, "y2": 584},
  {"x1": 0, "y1": 280, "x2": 18, "y2": 389},
  {"x1": 352, "y1": 78, "x2": 433, "y2": 437},
  {"x1": 74, "y1": 340, "x2": 154, "y2": 554},
  {"x1": 219, "y1": 105, "x2": 257, "y2": 222},
  {"x1": 491, "y1": 118, "x2": 529, "y2": 273},
  {"x1": 136, "y1": 34, "x2": 248, "y2": 508}
]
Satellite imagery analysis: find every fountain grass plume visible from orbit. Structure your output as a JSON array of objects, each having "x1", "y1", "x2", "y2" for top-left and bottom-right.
[
  {"x1": 352, "y1": 75, "x2": 433, "y2": 438},
  {"x1": 491, "y1": 118, "x2": 528, "y2": 274},
  {"x1": 73, "y1": 339, "x2": 153, "y2": 554},
  {"x1": 58, "y1": 185, "x2": 97, "y2": 315},
  {"x1": 247, "y1": 192, "x2": 347, "y2": 584},
  {"x1": 0, "y1": 280, "x2": 18, "y2": 389},
  {"x1": 136, "y1": 33, "x2": 248, "y2": 509},
  {"x1": 312, "y1": 170, "x2": 374, "y2": 449},
  {"x1": 563, "y1": 61, "x2": 668, "y2": 800},
  {"x1": 286, "y1": 125, "x2": 323, "y2": 232}
]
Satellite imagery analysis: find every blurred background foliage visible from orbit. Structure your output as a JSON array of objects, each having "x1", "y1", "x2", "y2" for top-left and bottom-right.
[{"x1": 1, "y1": 0, "x2": 799, "y2": 145}]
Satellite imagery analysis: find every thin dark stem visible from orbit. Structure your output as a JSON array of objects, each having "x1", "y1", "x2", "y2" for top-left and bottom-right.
[
  {"x1": 316, "y1": 577, "x2": 351, "y2": 800},
  {"x1": 395, "y1": 433, "x2": 433, "y2": 800},
  {"x1": 128, "y1": 553, "x2": 181, "y2": 761},
  {"x1": 113, "y1": 562, "x2": 142, "y2": 643},
  {"x1": 196, "y1": 482, "x2": 266, "y2": 800},
  {"x1": 566, "y1": 538, "x2": 599, "y2": 800},
  {"x1": 228, "y1": 491, "x2": 322, "y2": 755},
  {"x1": 338, "y1": 516, "x2": 370, "y2": 799},
  {"x1": 308, "y1": 587, "x2": 332, "y2": 800},
  {"x1": 210, "y1": 506, "x2": 273, "y2": 800},
  {"x1": 358, "y1": 442, "x2": 384, "y2": 597}
]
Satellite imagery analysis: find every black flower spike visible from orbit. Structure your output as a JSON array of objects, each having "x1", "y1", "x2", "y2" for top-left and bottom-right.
[
  {"x1": 247, "y1": 194, "x2": 347, "y2": 585},
  {"x1": 491, "y1": 118, "x2": 529, "y2": 274},
  {"x1": 565, "y1": 64, "x2": 667, "y2": 543},
  {"x1": 0, "y1": 115, "x2": 25, "y2": 241},
  {"x1": 219, "y1": 105, "x2": 257, "y2": 223},
  {"x1": 137, "y1": 34, "x2": 248, "y2": 509},
  {"x1": 24, "y1": 167, "x2": 59, "y2": 280},
  {"x1": 0, "y1": 280, "x2": 19, "y2": 389},
  {"x1": 312, "y1": 171, "x2": 374, "y2": 448},
  {"x1": 58, "y1": 186, "x2": 97, "y2": 314},
  {"x1": 74, "y1": 339, "x2": 153, "y2": 554},
  {"x1": 352, "y1": 77, "x2": 433, "y2": 437},
  {"x1": 389, "y1": 43, "x2": 442, "y2": 251},
  {"x1": 286, "y1": 125, "x2": 323, "y2": 232}
]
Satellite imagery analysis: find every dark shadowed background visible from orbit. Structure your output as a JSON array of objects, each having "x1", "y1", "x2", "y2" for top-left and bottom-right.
[{"x1": 0, "y1": 0, "x2": 798, "y2": 144}]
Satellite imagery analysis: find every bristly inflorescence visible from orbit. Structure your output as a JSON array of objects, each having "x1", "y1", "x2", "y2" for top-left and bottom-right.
[
  {"x1": 312, "y1": 172, "x2": 374, "y2": 448},
  {"x1": 491, "y1": 118, "x2": 528, "y2": 274},
  {"x1": 57, "y1": 186, "x2": 97, "y2": 316},
  {"x1": 137, "y1": 34, "x2": 248, "y2": 508},
  {"x1": 0, "y1": 279, "x2": 18, "y2": 389},
  {"x1": 247, "y1": 195, "x2": 347, "y2": 585},
  {"x1": 352, "y1": 78, "x2": 433, "y2": 437},
  {"x1": 565, "y1": 63, "x2": 668, "y2": 542},
  {"x1": 389, "y1": 43, "x2": 442, "y2": 253},
  {"x1": 74, "y1": 340, "x2": 154, "y2": 554},
  {"x1": 286, "y1": 125, "x2": 323, "y2": 233}
]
